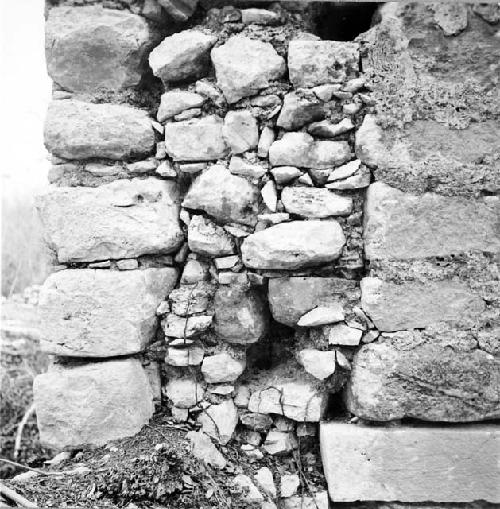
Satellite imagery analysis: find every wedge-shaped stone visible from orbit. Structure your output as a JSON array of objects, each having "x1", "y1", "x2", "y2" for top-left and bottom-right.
[
  {"x1": 281, "y1": 187, "x2": 352, "y2": 218},
  {"x1": 183, "y1": 165, "x2": 259, "y2": 226},
  {"x1": 364, "y1": 182, "x2": 500, "y2": 260},
  {"x1": 34, "y1": 359, "x2": 154, "y2": 449},
  {"x1": 242, "y1": 220, "x2": 345, "y2": 270},
  {"x1": 346, "y1": 332, "x2": 500, "y2": 422},
  {"x1": 211, "y1": 35, "x2": 286, "y2": 103},
  {"x1": 158, "y1": 0, "x2": 198, "y2": 22},
  {"x1": 288, "y1": 40, "x2": 359, "y2": 88},
  {"x1": 164, "y1": 115, "x2": 228, "y2": 162},
  {"x1": 320, "y1": 423, "x2": 500, "y2": 503},
  {"x1": 269, "y1": 277, "x2": 356, "y2": 327},
  {"x1": 361, "y1": 277, "x2": 485, "y2": 332},
  {"x1": 46, "y1": 6, "x2": 157, "y2": 92},
  {"x1": 44, "y1": 100, "x2": 155, "y2": 160},
  {"x1": 39, "y1": 268, "x2": 177, "y2": 357},
  {"x1": 37, "y1": 178, "x2": 183, "y2": 263}
]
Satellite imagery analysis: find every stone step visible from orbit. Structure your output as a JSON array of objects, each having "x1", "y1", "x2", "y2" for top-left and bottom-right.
[{"x1": 320, "y1": 423, "x2": 500, "y2": 504}]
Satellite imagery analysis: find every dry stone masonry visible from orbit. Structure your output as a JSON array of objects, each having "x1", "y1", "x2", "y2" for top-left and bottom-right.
[{"x1": 34, "y1": 1, "x2": 499, "y2": 507}]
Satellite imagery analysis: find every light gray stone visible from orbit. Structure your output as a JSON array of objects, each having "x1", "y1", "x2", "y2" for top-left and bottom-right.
[
  {"x1": 183, "y1": 165, "x2": 259, "y2": 226},
  {"x1": 222, "y1": 110, "x2": 259, "y2": 154},
  {"x1": 321, "y1": 323, "x2": 363, "y2": 346},
  {"x1": 326, "y1": 167, "x2": 371, "y2": 190},
  {"x1": 46, "y1": 6, "x2": 157, "y2": 92},
  {"x1": 149, "y1": 30, "x2": 216, "y2": 83},
  {"x1": 242, "y1": 220, "x2": 345, "y2": 270},
  {"x1": 280, "y1": 474, "x2": 300, "y2": 498},
  {"x1": 44, "y1": 100, "x2": 155, "y2": 160},
  {"x1": 255, "y1": 467, "x2": 276, "y2": 498},
  {"x1": 308, "y1": 118, "x2": 354, "y2": 138},
  {"x1": 233, "y1": 474, "x2": 264, "y2": 502},
  {"x1": 157, "y1": 91, "x2": 205, "y2": 122},
  {"x1": 277, "y1": 92, "x2": 324, "y2": 131},
  {"x1": 162, "y1": 314, "x2": 212, "y2": 339},
  {"x1": 261, "y1": 180, "x2": 278, "y2": 212},
  {"x1": 211, "y1": 35, "x2": 286, "y2": 103},
  {"x1": 297, "y1": 349, "x2": 336, "y2": 380},
  {"x1": 201, "y1": 353, "x2": 246, "y2": 383},
  {"x1": 288, "y1": 40, "x2": 359, "y2": 88},
  {"x1": 271, "y1": 166, "x2": 302, "y2": 185},
  {"x1": 187, "y1": 430, "x2": 227, "y2": 469},
  {"x1": 199, "y1": 399, "x2": 238, "y2": 445},
  {"x1": 283, "y1": 492, "x2": 328, "y2": 509},
  {"x1": 188, "y1": 215, "x2": 235, "y2": 257},
  {"x1": 170, "y1": 283, "x2": 213, "y2": 316},
  {"x1": 33, "y1": 359, "x2": 153, "y2": 449},
  {"x1": 320, "y1": 422, "x2": 500, "y2": 502},
  {"x1": 328, "y1": 159, "x2": 361, "y2": 181},
  {"x1": 165, "y1": 115, "x2": 228, "y2": 162},
  {"x1": 269, "y1": 132, "x2": 351, "y2": 170},
  {"x1": 241, "y1": 8, "x2": 280, "y2": 26},
  {"x1": 39, "y1": 268, "x2": 177, "y2": 357},
  {"x1": 258, "y1": 127, "x2": 275, "y2": 158},
  {"x1": 37, "y1": 178, "x2": 183, "y2": 263},
  {"x1": 263, "y1": 431, "x2": 298, "y2": 455},
  {"x1": 229, "y1": 157, "x2": 267, "y2": 179},
  {"x1": 165, "y1": 378, "x2": 204, "y2": 408},
  {"x1": 297, "y1": 304, "x2": 344, "y2": 327},
  {"x1": 158, "y1": 0, "x2": 198, "y2": 22},
  {"x1": 166, "y1": 345, "x2": 204, "y2": 366},
  {"x1": 433, "y1": 2, "x2": 468, "y2": 36},
  {"x1": 281, "y1": 187, "x2": 353, "y2": 218}
]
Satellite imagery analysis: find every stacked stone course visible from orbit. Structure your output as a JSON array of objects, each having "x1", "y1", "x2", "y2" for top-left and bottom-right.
[{"x1": 34, "y1": 1, "x2": 499, "y2": 507}]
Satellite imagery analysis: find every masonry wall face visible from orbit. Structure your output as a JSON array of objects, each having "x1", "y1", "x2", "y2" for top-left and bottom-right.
[{"x1": 35, "y1": 1, "x2": 500, "y2": 506}]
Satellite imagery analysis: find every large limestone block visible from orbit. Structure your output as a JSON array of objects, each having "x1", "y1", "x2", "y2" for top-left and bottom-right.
[
  {"x1": 44, "y1": 100, "x2": 155, "y2": 161},
  {"x1": 39, "y1": 268, "x2": 177, "y2": 357},
  {"x1": 288, "y1": 40, "x2": 359, "y2": 88},
  {"x1": 364, "y1": 182, "x2": 500, "y2": 260},
  {"x1": 361, "y1": 277, "x2": 485, "y2": 332},
  {"x1": 242, "y1": 220, "x2": 346, "y2": 270},
  {"x1": 46, "y1": 6, "x2": 157, "y2": 92},
  {"x1": 320, "y1": 423, "x2": 500, "y2": 503},
  {"x1": 149, "y1": 30, "x2": 216, "y2": 83},
  {"x1": 268, "y1": 277, "x2": 356, "y2": 327},
  {"x1": 281, "y1": 187, "x2": 352, "y2": 218},
  {"x1": 37, "y1": 178, "x2": 183, "y2": 263},
  {"x1": 165, "y1": 115, "x2": 228, "y2": 162},
  {"x1": 183, "y1": 165, "x2": 259, "y2": 226},
  {"x1": 214, "y1": 286, "x2": 269, "y2": 344},
  {"x1": 346, "y1": 332, "x2": 500, "y2": 422},
  {"x1": 211, "y1": 35, "x2": 286, "y2": 103},
  {"x1": 34, "y1": 359, "x2": 154, "y2": 449}
]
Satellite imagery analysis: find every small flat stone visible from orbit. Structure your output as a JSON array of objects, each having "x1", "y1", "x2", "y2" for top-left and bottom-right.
[
  {"x1": 165, "y1": 378, "x2": 204, "y2": 408},
  {"x1": 233, "y1": 474, "x2": 264, "y2": 502},
  {"x1": 328, "y1": 160, "x2": 361, "y2": 181},
  {"x1": 297, "y1": 349, "x2": 336, "y2": 380},
  {"x1": 277, "y1": 92, "x2": 324, "y2": 131},
  {"x1": 201, "y1": 353, "x2": 246, "y2": 383},
  {"x1": 166, "y1": 345, "x2": 204, "y2": 366},
  {"x1": 199, "y1": 399, "x2": 238, "y2": 445},
  {"x1": 308, "y1": 118, "x2": 354, "y2": 138},
  {"x1": 241, "y1": 8, "x2": 280, "y2": 26},
  {"x1": 157, "y1": 91, "x2": 205, "y2": 122},
  {"x1": 325, "y1": 167, "x2": 370, "y2": 190},
  {"x1": 158, "y1": 0, "x2": 198, "y2": 22},
  {"x1": 187, "y1": 431, "x2": 227, "y2": 469},
  {"x1": 162, "y1": 314, "x2": 212, "y2": 339},
  {"x1": 281, "y1": 187, "x2": 353, "y2": 218},
  {"x1": 223, "y1": 110, "x2": 259, "y2": 154},
  {"x1": 297, "y1": 304, "x2": 344, "y2": 327},
  {"x1": 263, "y1": 431, "x2": 297, "y2": 455},
  {"x1": 271, "y1": 166, "x2": 302, "y2": 185},
  {"x1": 280, "y1": 474, "x2": 300, "y2": 498},
  {"x1": 255, "y1": 467, "x2": 277, "y2": 498},
  {"x1": 229, "y1": 157, "x2": 267, "y2": 179},
  {"x1": 258, "y1": 127, "x2": 275, "y2": 158},
  {"x1": 261, "y1": 180, "x2": 278, "y2": 212},
  {"x1": 321, "y1": 323, "x2": 362, "y2": 346},
  {"x1": 188, "y1": 215, "x2": 235, "y2": 257}
]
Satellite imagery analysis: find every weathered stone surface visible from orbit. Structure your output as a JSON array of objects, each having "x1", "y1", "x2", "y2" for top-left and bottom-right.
[
  {"x1": 261, "y1": 180, "x2": 277, "y2": 212},
  {"x1": 361, "y1": 277, "x2": 485, "y2": 332},
  {"x1": 183, "y1": 165, "x2": 259, "y2": 226},
  {"x1": 288, "y1": 40, "x2": 359, "y2": 88},
  {"x1": 297, "y1": 304, "x2": 344, "y2": 328},
  {"x1": 211, "y1": 36, "x2": 286, "y2": 103},
  {"x1": 297, "y1": 350, "x2": 336, "y2": 380},
  {"x1": 170, "y1": 283, "x2": 213, "y2": 316},
  {"x1": 271, "y1": 166, "x2": 302, "y2": 185},
  {"x1": 281, "y1": 187, "x2": 352, "y2": 218},
  {"x1": 242, "y1": 220, "x2": 345, "y2": 270},
  {"x1": 187, "y1": 430, "x2": 227, "y2": 469},
  {"x1": 325, "y1": 167, "x2": 370, "y2": 190},
  {"x1": 276, "y1": 93, "x2": 324, "y2": 131},
  {"x1": 165, "y1": 378, "x2": 204, "y2": 408},
  {"x1": 188, "y1": 215, "x2": 235, "y2": 257},
  {"x1": 280, "y1": 474, "x2": 300, "y2": 498},
  {"x1": 199, "y1": 399, "x2": 238, "y2": 445},
  {"x1": 268, "y1": 277, "x2": 356, "y2": 327},
  {"x1": 37, "y1": 178, "x2": 183, "y2": 263},
  {"x1": 214, "y1": 286, "x2": 269, "y2": 344},
  {"x1": 308, "y1": 118, "x2": 354, "y2": 138},
  {"x1": 157, "y1": 91, "x2": 205, "y2": 122},
  {"x1": 433, "y1": 2, "x2": 468, "y2": 36},
  {"x1": 149, "y1": 30, "x2": 216, "y2": 83},
  {"x1": 223, "y1": 110, "x2": 259, "y2": 154},
  {"x1": 34, "y1": 359, "x2": 153, "y2": 449},
  {"x1": 46, "y1": 6, "x2": 157, "y2": 92},
  {"x1": 241, "y1": 8, "x2": 280, "y2": 26},
  {"x1": 229, "y1": 157, "x2": 267, "y2": 179},
  {"x1": 263, "y1": 430, "x2": 297, "y2": 455},
  {"x1": 320, "y1": 423, "x2": 500, "y2": 502},
  {"x1": 166, "y1": 344, "x2": 204, "y2": 367},
  {"x1": 283, "y1": 492, "x2": 328, "y2": 509},
  {"x1": 233, "y1": 474, "x2": 264, "y2": 502},
  {"x1": 164, "y1": 116, "x2": 228, "y2": 162},
  {"x1": 364, "y1": 182, "x2": 500, "y2": 260},
  {"x1": 320, "y1": 323, "x2": 362, "y2": 346},
  {"x1": 258, "y1": 126, "x2": 275, "y2": 158},
  {"x1": 328, "y1": 159, "x2": 361, "y2": 181},
  {"x1": 269, "y1": 132, "x2": 351, "y2": 170},
  {"x1": 346, "y1": 332, "x2": 500, "y2": 422},
  {"x1": 39, "y1": 268, "x2": 177, "y2": 357},
  {"x1": 44, "y1": 100, "x2": 155, "y2": 160},
  {"x1": 201, "y1": 353, "x2": 246, "y2": 383},
  {"x1": 163, "y1": 314, "x2": 212, "y2": 339},
  {"x1": 158, "y1": 0, "x2": 198, "y2": 22}
]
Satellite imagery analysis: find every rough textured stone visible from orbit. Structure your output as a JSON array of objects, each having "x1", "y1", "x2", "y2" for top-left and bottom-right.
[
  {"x1": 268, "y1": 277, "x2": 355, "y2": 327},
  {"x1": 325, "y1": 167, "x2": 370, "y2": 190},
  {"x1": 277, "y1": 93, "x2": 324, "y2": 131},
  {"x1": 281, "y1": 187, "x2": 353, "y2": 218},
  {"x1": 34, "y1": 359, "x2": 153, "y2": 449},
  {"x1": 229, "y1": 157, "x2": 267, "y2": 179},
  {"x1": 242, "y1": 220, "x2": 345, "y2": 270},
  {"x1": 214, "y1": 286, "x2": 269, "y2": 344},
  {"x1": 149, "y1": 30, "x2": 216, "y2": 83},
  {"x1": 308, "y1": 118, "x2": 354, "y2": 138},
  {"x1": 320, "y1": 423, "x2": 500, "y2": 503},
  {"x1": 158, "y1": 0, "x2": 198, "y2": 22},
  {"x1": 297, "y1": 349, "x2": 336, "y2": 380},
  {"x1": 157, "y1": 91, "x2": 205, "y2": 122},
  {"x1": 433, "y1": 2, "x2": 468, "y2": 36},
  {"x1": 283, "y1": 492, "x2": 328, "y2": 509},
  {"x1": 361, "y1": 277, "x2": 485, "y2": 332},
  {"x1": 223, "y1": 110, "x2": 259, "y2": 154},
  {"x1": 297, "y1": 304, "x2": 344, "y2": 328},
  {"x1": 321, "y1": 323, "x2": 362, "y2": 346},
  {"x1": 165, "y1": 378, "x2": 204, "y2": 408},
  {"x1": 233, "y1": 474, "x2": 264, "y2": 502},
  {"x1": 164, "y1": 116, "x2": 228, "y2": 162},
  {"x1": 39, "y1": 268, "x2": 177, "y2": 357},
  {"x1": 241, "y1": 8, "x2": 280, "y2": 26},
  {"x1": 364, "y1": 182, "x2": 500, "y2": 260},
  {"x1": 281, "y1": 474, "x2": 300, "y2": 498},
  {"x1": 199, "y1": 400, "x2": 238, "y2": 445},
  {"x1": 346, "y1": 332, "x2": 500, "y2": 422},
  {"x1": 263, "y1": 431, "x2": 297, "y2": 455},
  {"x1": 46, "y1": 6, "x2": 157, "y2": 93},
  {"x1": 37, "y1": 178, "x2": 183, "y2": 263},
  {"x1": 188, "y1": 215, "x2": 235, "y2": 257},
  {"x1": 187, "y1": 430, "x2": 227, "y2": 469},
  {"x1": 170, "y1": 283, "x2": 213, "y2": 316},
  {"x1": 269, "y1": 132, "x2": 351, "y2": 170},
  {"x1": 183, "y1": 165, "x2": 259, "y2": 226},
  {"x1": 288, "y1": 40, "x2": 359, "y2": 88},
  {"x1": 44, "y1": 100, "x2": 155, "y2": 161},
  {"x1": 271, "y1": 166, "x2": 302, "y2": 185},
  {"x1": 166, "y1": 345, "x2": 204, "y2": 367},
  {"x1": 211, "y1": 36, "x2": 286, "y2": 103},
  {"x1": 163, "y1": 314, "x2": 212, "y2": 339},
  {"x1": 201, "y1": 353, "x2": 246, "y2": 383}
]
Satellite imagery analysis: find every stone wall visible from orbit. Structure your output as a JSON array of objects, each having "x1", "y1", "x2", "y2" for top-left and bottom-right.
[{"x1": 34, "y1": 1, "x2": 499, "y2": 507}]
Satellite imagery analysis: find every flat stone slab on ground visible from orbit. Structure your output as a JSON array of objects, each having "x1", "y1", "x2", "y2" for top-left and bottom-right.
[
  {"x1": 320, "y1": 423, "x2": 500, "y2": 503},
  {"x1": 34, "y1": 359, "x2": 154, "y2": 449}
]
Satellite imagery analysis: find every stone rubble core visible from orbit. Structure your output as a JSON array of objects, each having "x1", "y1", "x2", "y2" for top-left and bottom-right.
[{"x1": 35, "y1": 0, "x2": 499, "y2": 506}]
